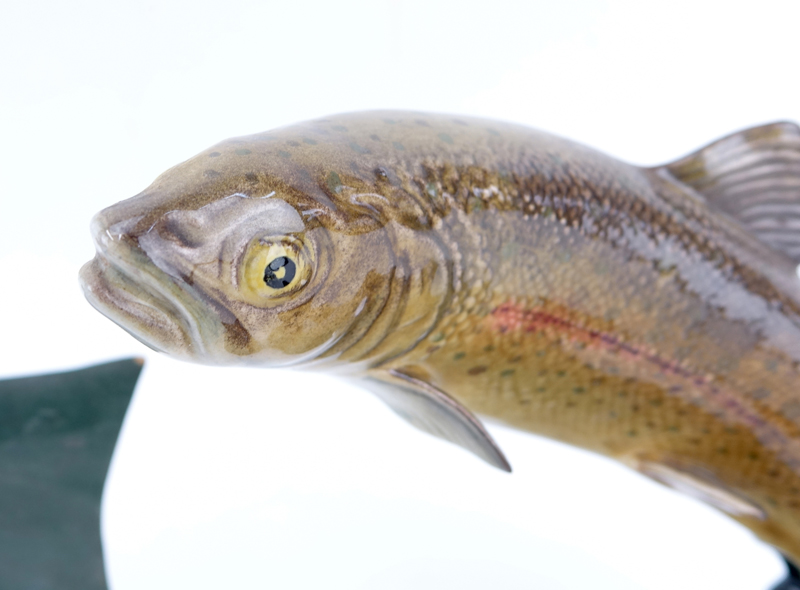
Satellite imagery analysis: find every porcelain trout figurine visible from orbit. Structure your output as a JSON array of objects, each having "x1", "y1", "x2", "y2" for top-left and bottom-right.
[{"x1": 80, "y1": 112, "x2": 800, "y2": 566}]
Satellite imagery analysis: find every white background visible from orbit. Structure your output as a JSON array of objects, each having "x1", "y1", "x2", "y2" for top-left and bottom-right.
[{"x1": 1, "y1": 0, "x2": 798, "y2": 588}]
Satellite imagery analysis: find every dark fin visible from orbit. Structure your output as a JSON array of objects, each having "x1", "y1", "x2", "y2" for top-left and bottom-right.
[
  {"x1": 660, "y1": 121, "x2": 800, "y2": 263},
  {"x1": 770, "y1": 557, "x2": 800, "y2": 590},
  {"x1": 361, "y1": 369, "x2": 512, "y2": 472},
  {"x1": 0, "y1": 358, "x2": 143, "y2": 590}
]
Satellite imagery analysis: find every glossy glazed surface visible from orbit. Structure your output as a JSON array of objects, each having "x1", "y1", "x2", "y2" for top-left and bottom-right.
[{"x1": 80, "y1": 112, "x2": 800, "y2": 561}]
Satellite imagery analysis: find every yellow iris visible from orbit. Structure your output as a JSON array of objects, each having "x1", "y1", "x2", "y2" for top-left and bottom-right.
[{"x1": 240, "y1": 235, "x2": 313, "y2": 305}]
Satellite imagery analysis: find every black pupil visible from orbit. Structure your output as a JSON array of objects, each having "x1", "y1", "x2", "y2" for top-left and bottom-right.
[{"x1": 263, "y1": 256, "x2": 296, "y2": 289}]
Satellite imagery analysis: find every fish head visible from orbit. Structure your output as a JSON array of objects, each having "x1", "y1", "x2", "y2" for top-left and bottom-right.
[{"x1": 79, "y1": 122, "x2": 450, "y2": 368}]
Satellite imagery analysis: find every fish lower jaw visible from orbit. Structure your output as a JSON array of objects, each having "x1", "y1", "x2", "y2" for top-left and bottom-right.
[{"x1": 79, "y1": 255, "x2": 199, "y2": 361}]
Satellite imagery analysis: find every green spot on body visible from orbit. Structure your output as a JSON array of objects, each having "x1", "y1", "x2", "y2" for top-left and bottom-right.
[
  {"x1": 349, "y1": 142, "x2": 370, "y2": 154},
  {"x1": 536, "y1": 386, "x2": 546, "y2": 392},
  {"x1": 235, "y1": 148, "x2": 251, "y2": 156},
  {"x1": 277, "y1": 150, "x2": 291, "y2": 159},
  {"x1": 467, "y1": 196, "x2": 484, "y2": 211},
  {"x1": 302, "y1": 137, "x2": 317, "y2": 145},
  {"x1": 501, "y1": 369, "x2": 515, "y2": 378},
  {"x1": 453, "y1": 352, "x2": 466, "y2": 361},
  {"x1": 438, "y1": 133, "x2": 454, "y2": 144},
  {"x1": 392, "y1": 141, "x2": 405, "y2": 151},
  {"x1": 327, "y1": 171, "x2": 343, "y2": 194},
  {"x1": 431, "y1": 332, "x2": 445, "y2": 342},
  {"x1": 501, "y1": 242, "x2": 519, "y2": 260},
  {"x1": 556, "y1": 370, "x2": 566, "y2": 377},
  {"x1": 483, "y1": 345, "x2": 495, "y2": 352},
  {"x1": 209, "y1": 151, "x2": 221, "y2": 158},
  {"x1": 627, "y1": 429, "x2": 637, "y2": 437},
  {"x1": 572, "y1": 387, "x2": 585, "y2": 394}
]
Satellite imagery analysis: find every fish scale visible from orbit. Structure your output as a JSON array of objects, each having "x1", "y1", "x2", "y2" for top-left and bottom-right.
[{"x1": 79, "y1": 111, "x2": 800, "y2": 573}]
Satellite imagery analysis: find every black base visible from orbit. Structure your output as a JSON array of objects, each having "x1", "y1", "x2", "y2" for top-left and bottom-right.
[{"x1": 771, "y1": 558, "x2": 800, "y2": 590}]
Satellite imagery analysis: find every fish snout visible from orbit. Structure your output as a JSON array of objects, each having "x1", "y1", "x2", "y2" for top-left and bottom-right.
[{"x1": 89, "y1": 208, "x2": 146, "y2": 260}]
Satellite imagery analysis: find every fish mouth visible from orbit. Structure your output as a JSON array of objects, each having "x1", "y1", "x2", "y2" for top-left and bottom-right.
[{"x1": 79, "y1": 214, "x2": 206, "y2": 360}]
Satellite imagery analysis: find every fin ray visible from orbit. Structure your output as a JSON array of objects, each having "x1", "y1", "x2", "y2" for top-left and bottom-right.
[
  {"x1": 360, "y1": 369, "x2": 512, "y2": 472},
  {"x1": 660, "y1": 121, "x2": 800, "y2": 264}
]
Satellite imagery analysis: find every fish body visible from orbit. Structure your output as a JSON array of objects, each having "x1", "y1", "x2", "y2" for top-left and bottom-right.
[{"x1": 80, "y1": 112, "x2": 800, "y2": 562}]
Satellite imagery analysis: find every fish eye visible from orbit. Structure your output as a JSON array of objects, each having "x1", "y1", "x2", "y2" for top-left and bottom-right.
[{"x1": 240, "y1": 235, "x2": 313, "y2": 305}]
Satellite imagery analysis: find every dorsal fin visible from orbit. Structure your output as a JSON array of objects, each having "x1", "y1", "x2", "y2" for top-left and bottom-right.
[{"x1": 660, "y1": 121, "x2": 800, "y2": 263}]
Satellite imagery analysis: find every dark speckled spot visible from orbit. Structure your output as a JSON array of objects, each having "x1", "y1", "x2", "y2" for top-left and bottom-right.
[
  {"x1": 392, "y1": 141, "x2": 405, "y2": 151},
  {"x1": 245, "y1": 173, "x2": 258, "y2": 182},
  {"x1": 375, "y1": 167, "x2": 389, "y2": 180},
  {"x1": 453, "y1": 119, "x2": 468, "y2": 126},
  {"x1": 453, "y1": 352, "x2": 466, "y2": 360},
  {"x1": 235, "y1": 148, "x2": 251, "y2": 156},
  {"x1": 438, "y1": 133, "x2": 454, "y2": 144},
  {"x1": 751, "y1": 388, "x2": 771, "y2": 400},
  {"x1": 383, "y1": 118, "x2": 397, "y2": 124},
  {"x1": 332, "y1": 125, "x2": 348, "y2": 132},
  {"x1": 468, "y1": 366, "x2": 487, "y2": 376},
  {"x1": 204, "y1": 169, "x2": 220, "y2": 178},
  {"x1": 415, "y1": 119, "x2": 430, "y2": 127},
  {"x1": 209, "y1": 151, "x2": 221, "y2": 158},
  {"x1": 783, "y1": 400, "x2": 800, "y2": 419},
  {"x1": 303, "y1": 137, "x2": 317, "y2": 145},
  {"x1": 327, "y1": 171, "x2": 343, "y2": 194},
  {"x1": 278, "y1": 150, "x2": 291, "y2": 159},
  {"x1": 431, "y1": 332, "x2": 444, "y2": 342},
  {"x1": 369, "y1": 134, "x2": 380, "y2": 141},
  {"x1": 486, "y1": 128, "x2": 500, "y2": 136},
  {"x1": 627, "y1": 430, "x2": 638, "y2": 437},
  {"x1": 349, "y1": 142, "x2": 370, "y2": 154},
  {"x1": 501, "y1": 369, "x2": 515, "y2": 377},
  {"x1": 573, "y1": 387, "x2": 585, "y2": 394},
  {"x1": 288, "y1": 141, "x2": 300, "y2": 147}
]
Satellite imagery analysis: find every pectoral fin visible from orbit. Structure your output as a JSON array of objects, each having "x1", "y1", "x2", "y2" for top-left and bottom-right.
[{"x1": 361, "y1": 369, "x2": 511, "y2": 472}]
